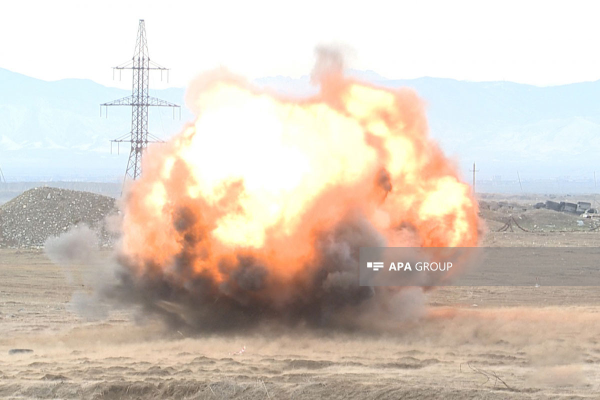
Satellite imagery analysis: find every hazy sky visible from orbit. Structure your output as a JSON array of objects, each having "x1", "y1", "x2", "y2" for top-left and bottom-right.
[{"x1": 2, "y1": 0, "x2": 600, "y2": 90}]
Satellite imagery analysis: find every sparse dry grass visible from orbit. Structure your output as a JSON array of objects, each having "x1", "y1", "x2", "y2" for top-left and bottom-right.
[{"x1": 1, "y1": 226, "x2": 600, "y2": 398}]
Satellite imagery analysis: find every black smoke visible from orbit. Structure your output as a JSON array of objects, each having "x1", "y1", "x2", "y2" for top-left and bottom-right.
[{"x1": 97, "y1": 210, "x2": 425, "y2": 333}]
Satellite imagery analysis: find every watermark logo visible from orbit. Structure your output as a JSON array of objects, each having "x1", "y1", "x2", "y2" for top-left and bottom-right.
[
  {"x1": 367, "y1": 262, "x2": 385, "y2": 271},
  {"x1": 360, "y1": 247, "x2": 600, "y2": 287},
  {"x1": 366, "y1": 261, "x2": 452, "y2": 272}
]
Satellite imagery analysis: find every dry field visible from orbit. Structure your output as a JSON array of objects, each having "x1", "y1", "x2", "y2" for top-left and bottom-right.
[{"x1": 1, "y1": 231, "x2": 600, "y2": 399}]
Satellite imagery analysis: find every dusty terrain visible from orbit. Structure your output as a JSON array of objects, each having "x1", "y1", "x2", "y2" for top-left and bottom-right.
[{"x1": 1, "y1": 228, "x2": 600, "y2": 399}]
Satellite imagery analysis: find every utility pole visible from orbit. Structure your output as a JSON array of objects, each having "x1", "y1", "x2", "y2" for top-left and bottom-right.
[
  {"x1": 0, "y1": 165, "x2": 5, "y2": 183},
  {"x1": 469, "y1": 162, "x2": 479, "y2": 194},
  {"x1": 517, "y1": 171, "x2": 523, "y2": 192},
  {"x1": 101, "y1": 19, "x2": 180, "y2": 181}
]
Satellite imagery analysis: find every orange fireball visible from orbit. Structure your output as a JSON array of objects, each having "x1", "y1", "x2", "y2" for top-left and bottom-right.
[{"x1": 119, "y1": 68, "x2": 479, "y2": 293}]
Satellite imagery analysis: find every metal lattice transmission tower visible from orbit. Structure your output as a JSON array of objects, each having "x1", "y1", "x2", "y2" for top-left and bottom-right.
[{"x1": 101, "y1": 19, "x2": 180, "y2": 180}]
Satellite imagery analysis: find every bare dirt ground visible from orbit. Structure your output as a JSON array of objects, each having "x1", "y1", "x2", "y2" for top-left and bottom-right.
[{"x1": 2, "y1": 230, "x2": 600, "y2": 398}]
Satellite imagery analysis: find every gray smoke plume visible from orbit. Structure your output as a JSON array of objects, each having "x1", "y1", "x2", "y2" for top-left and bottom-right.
[
  {"x1": 311, "y1": 44, "x2": 356, "y2": 84},
  {"x1": 44, "y1": 225, "x2": 115, "y2": 320},
  {"x1": 45, "y1": 225, "x2": 98, "y2": 268},
  {"x1": 99, "y1": 210, "x2": 426, "y2": 333},
  {"x1": 311, "y1": 45, "x2": 345, "y2": 82}
]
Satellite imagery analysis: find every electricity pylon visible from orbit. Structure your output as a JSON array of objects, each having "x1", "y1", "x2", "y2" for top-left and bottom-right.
[
  {"x1": 101, "y1": 19, "x2": 180, "y2": 180},
  {"x1": 470, "y1": 162, "x2": 479, "y2": 194}
]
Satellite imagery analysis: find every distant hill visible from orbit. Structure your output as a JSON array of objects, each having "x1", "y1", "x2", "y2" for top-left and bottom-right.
[
  {"x1": 1, "y1": 67, "x2": 600, "y2": 184},
  {"x1": 0, "y1": 68, "x2": 191, "y2": 180}
]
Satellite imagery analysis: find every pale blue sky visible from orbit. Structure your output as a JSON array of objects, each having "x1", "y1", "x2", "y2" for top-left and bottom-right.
[{"x1": 2, "y1": 0, "x2": 600, "y2": 89}]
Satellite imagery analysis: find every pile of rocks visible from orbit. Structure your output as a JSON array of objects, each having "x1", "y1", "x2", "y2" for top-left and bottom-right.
[{"x1": 0, "y1": 187, "x2": 118, "y2": 248}]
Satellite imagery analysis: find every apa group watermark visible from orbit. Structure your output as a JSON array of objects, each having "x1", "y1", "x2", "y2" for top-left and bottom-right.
[
  {"x1": 367, "y1": 261, "x2": 453, "y2": 272},
  {"x1": 359, "y1": 247, "x2": 600, "y2": 286},
  {"x1": 360, "y1": 247, "x2": 469, "y2": 287}
]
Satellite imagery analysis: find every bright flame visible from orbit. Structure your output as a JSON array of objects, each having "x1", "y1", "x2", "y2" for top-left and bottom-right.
[{"x1": 120, "y1": 69, "x2": 479, "y2": 287}]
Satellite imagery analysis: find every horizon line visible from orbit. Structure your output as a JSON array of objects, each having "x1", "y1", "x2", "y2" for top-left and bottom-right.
[{"x1": 2, "y1": 66, "x2": 600, "y2": 90}]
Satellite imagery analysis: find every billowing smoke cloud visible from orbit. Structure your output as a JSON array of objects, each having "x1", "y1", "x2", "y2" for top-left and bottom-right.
[
  {"x1": 45, "y1": 225, "x2": 115, "y2": 320},
  {"x1": 45, "y1": 225, "x2": 98, "y2": 269},
  {"x1": 311, "y1": 45, "x2": 347, "y2": 83},
  {"x1": 47, "y1": 49, "x2": 478, "y2": 333},
  {"x1": 103, "y1": 212, "x2": 427, "y2": 332}
]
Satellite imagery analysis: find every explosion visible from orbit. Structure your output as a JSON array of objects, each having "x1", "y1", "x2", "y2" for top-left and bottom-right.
[{"x1": 110, "y1": 53, "x2": 479, "y2": 331}]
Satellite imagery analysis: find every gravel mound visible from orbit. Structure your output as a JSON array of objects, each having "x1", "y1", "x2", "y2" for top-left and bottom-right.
[{"x1": 0, "y1": 187, "x2": 118, "y2": 248}]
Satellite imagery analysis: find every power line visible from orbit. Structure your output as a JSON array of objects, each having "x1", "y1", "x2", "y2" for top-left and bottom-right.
[
  {"x1": 469, "y1": 162, "x2": 479, "y2": 194},
  {"x1": 101, "y1": 19, "x2": 180, "y2": 181}
]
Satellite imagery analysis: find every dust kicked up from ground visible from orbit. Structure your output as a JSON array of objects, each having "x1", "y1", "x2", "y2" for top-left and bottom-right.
[{"x1": 2, "y1": 223, "x2": 600, "y2": 398}]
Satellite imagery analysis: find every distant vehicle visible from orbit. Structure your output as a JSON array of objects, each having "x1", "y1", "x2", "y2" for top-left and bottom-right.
[{"x1": 581, "y1": 209, "x2": 598, "y2": 218}]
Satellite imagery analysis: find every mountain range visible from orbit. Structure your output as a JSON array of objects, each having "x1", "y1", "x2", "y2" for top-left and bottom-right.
[{"x1": 1, "y1": 67, "x2": 599, "y2": 185}]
